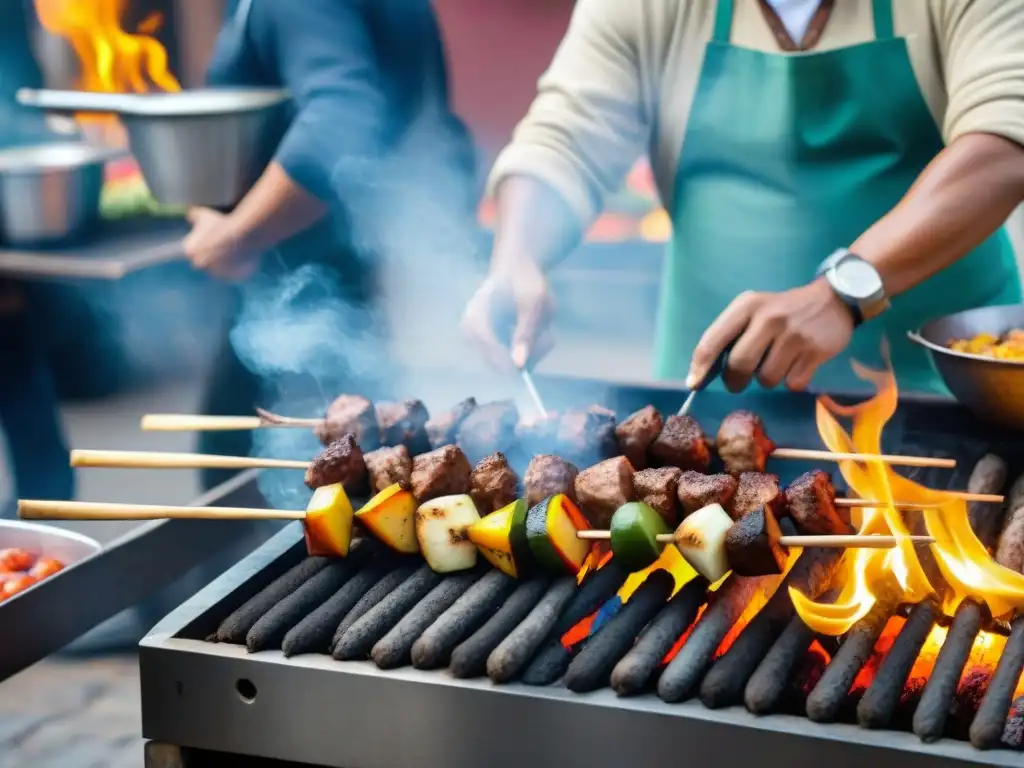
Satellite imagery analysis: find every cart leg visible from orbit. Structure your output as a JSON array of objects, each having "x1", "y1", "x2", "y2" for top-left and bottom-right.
[{"x1": 144, "y1": 741, "x2": 188, "y2": 768}]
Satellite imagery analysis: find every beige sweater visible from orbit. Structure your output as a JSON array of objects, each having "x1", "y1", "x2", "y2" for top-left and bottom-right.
[{"x1": 488, "y1": 0, "x2": 1024, "y2": 226}]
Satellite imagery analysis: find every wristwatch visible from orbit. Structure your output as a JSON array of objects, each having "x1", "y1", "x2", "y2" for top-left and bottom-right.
[{"x1": 815, "y1": 249, "x2": 889, "y2": 327}]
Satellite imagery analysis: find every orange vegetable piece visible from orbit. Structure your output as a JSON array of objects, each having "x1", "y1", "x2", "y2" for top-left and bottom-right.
[
  {"x1": 29, "y1": 557, "x2": 64, "y2": 580},
  {"x1": 0, "y1": 548, "x2": 36, "y2": 572},
  {"x1": 2, "y1": 574, "x2": 36, "y2": 598}
]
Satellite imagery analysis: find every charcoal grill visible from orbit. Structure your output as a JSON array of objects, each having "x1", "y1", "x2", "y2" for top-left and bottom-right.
[{"x1": 138, "y1": 379, "x2": 1024, "y2": 768}]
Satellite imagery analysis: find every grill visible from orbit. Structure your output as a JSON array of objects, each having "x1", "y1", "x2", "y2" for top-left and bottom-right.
[{"x1": 139, "y1": 380, "x2": 1024, "y2": 768}]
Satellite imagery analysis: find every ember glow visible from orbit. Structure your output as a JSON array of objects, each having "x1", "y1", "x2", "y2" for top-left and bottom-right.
[{"x1": 790, "y1": 362, "x2": 1024, "y2": 635}]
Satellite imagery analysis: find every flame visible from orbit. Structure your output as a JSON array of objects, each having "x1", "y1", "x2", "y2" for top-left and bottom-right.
[{"x1": 790, "y1": 361, "x2": 1024, "y2": 635}]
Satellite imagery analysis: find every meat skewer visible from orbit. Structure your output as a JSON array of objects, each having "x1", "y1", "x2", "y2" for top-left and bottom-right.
[{"x1": 578, "y1": 529, "x2": 933, "y2": 549}]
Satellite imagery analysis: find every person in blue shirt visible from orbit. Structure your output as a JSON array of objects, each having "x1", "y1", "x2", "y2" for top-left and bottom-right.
[{"x1": 183, "y1": 0, "x2": 477, "y2": 489}]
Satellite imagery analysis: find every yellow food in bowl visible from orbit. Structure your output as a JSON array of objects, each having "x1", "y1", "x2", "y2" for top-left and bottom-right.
[{"x1": 948, "y1": 330, "x2": 1024, "y2": 360}]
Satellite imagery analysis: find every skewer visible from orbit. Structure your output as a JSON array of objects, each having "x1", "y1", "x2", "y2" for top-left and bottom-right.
[
  {"x1": 18, "y1": 500, "x2": 304, "y2": 521},
  {"x1": 576, "y1": 530, "x2": 935, "y2": 549},
  {"x1": 67, "y1": 449, "x2": 994, "y2": 508}
]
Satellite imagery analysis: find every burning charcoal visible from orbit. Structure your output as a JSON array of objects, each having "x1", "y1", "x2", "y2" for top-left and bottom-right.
[
  {"x1": 410, "y1": 445, "x2": 472, "y2": 502},
  {"x1": 330, "y1": 561, "x2": 420, "y2": 654},
  {"x1": 953, "y1": 668, "x2": 992, "y2": 740},
  {"x1": 716, "y1": 410, "x2": 775, "y2": 475},
  {"x1": 913, "y1": 600, "x2": 985, "y2": 742},
  {"x1": 316, "y1": 394, "x2": 380, "y2": 449},
  {"x1": 732, "y1": 472, "x2": 783, "y2": 521},
  {"x1": 457, "y1": 400, "x2": 519, "y2": 465},
  {"x1": 611, "y1": 577, "x2": 708, "y2": 697},
  {"x1": 676, "y1": 471, "x2": 738, "y2": 517},
  {"x1": 524, "y1": 455, "x2": 579, "y2": 508},
  {"x1": 575, "y1": 456, "x2": 636, "y2": 528},
  {"x1": 556, "y1": 405, "x2": 618, "y2": 466},
  {"x1": 469, "y1": 452, "x2": 519, "y2": 514},
  {"x1": 723, "y1": 507, "x2": 787, "y2": 578},
  {"x1": 1003, "y1": 696, "x2": 1024, "y2": 750},
  {"x1": 487, "y1": 577, "x2": 577, "y2": 683},
  {"x1": 376, "y1": 399, "x2": 431, "y2": 455},
  {"x1": 784, "y1": 470, "x2": 849, "y2": 536},
  {"x1": 858, "y1": 598, "x2": 941, "y2": 729},
  {"x1": 565, "y1": 570, "x2": 674, "y2": 693},
  {"x1": 650, "y1": 413, "x2": 711, "y2": 472},
  {"x1": 633, "y1": 467, "x2": 682, "y2": 525},
  {"x1": 615, "y1": 405, "x2": 663, "y2": 471},
  {"x1": 364, "y1": 445, "x2": 412, "y2": 495},
  {"x1": 744, "y1": 616, "x2": 816, "y2": 714},
  {"x1": 425, "y1": 398, "x2": 477, "y2": 450},
  {"x1": 969, "y1": 615, "x2": 1024, "y2": 749},
  {"x1": 304, "y1": 434, "x2": 367, "y2": 492}
]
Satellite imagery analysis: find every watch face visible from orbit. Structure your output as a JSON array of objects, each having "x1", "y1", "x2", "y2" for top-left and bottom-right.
[{"x1": 834, "y1": 257, "x2": 883, "y2": 301}]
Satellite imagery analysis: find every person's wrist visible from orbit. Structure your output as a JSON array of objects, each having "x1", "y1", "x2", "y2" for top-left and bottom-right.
[{"x1": 810, "y1": 275, "x2": 858, "y2": 327}]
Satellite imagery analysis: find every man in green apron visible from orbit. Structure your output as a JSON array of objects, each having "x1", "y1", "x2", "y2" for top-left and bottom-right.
[{"x1": 462, "y1": 0, "x2": 1024, "y2": 396}]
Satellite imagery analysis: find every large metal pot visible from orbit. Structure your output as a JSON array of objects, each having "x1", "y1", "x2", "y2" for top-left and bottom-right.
[
  {"x1": 17, "y1": 88, "x2": 290, "y2": 209},
  {"x1": 908, "y1": 303, "x2": 1024, "y2": 429},
  {"x1": 0, "y1": 142, "x2": 121, "y2": 246}
]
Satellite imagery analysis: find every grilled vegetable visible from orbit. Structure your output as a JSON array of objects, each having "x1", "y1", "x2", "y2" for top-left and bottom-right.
[
  {"x1": 525, "y1": 494, "x2": 591, "y2": 575},
  {"x1": 610, "y1": 501, "x2": 671, "y2": 572},
  {"x1": 467, "y1": 498, "x2": 532, "y2": 578},
  {"x1": 304, "y1": 482, "x2": 354, "y2": 557},
  {"x1": 356, "y1": 483, "x2": 418, "y2": 554},
  {"x1": 415, "y1": 494, "x2": 481, "y2": 573},
  {"x1": 672, "y1": 503, "x2": 733, "y2": 582}
]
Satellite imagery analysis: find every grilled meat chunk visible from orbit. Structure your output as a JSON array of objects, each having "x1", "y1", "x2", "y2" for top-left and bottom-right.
[
  {"x1": 676, "y1": 471, "x2": 738, "y2": 517},
  {"x1": 410, "y1": 445, "x2": 472, "y2": 502},
  {"x1": 615, "y1": 405, "x2": 663, "y2": 471},
  {"x1": 305, "y1": 434, "x2": 367, "y2": 492},
  {"x1": 524, "y1": 455, "x2": 579, "y2": 508},
  {"x1": 557, "y1": 405, "x2": 618, "y2": 467},
  {"x1": 315, "y1": 394, "x2": 380, "y2": 449},
  {"x1": 724, "y1": 506, "x2": 788, "y2": 577},
  {"x1": 457, "y1": 400, "x2": 519, "y2": 465},
  {"x1": 425, "y1": 398, "x2": 477, "y2": 450},
  {"x1": 575, "y1": 456, "x2": 636, "y2": 528},
  {"x1": 783, "y1": 470, "x2": 848, "y2": 535},
  {"x1": 716, "y1": 410, "x2": 775, "y2": 475},
  {"x1": 731, "y1": 472, "x2": 783, "y2": 521},
  {"x1": 515, "y1": 412, "x2": 561, "y2": 458},
  {"x1": 633, "y1": 467, "x2": 682, "y2": 525},
  {"x1": 650, "y1": 414, "x2": 711, "y2": 471},
  {"x1": 364, "y1": 445, "x2": 412, "y2": 495},
  {"x1": 470, "y1": 452, "x2": 520, "y2": 514},
  {"x1": 376, "y1": 400, "x2": 431, "y2": 454}
]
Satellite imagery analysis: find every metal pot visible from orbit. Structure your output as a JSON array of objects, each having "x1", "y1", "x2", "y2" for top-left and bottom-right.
[
  {"x1": 17, "y1": 88, "x2": 290, "y2": 209},
  {"x1": 0, "y1": 142, "x2": 121, "y2": 247},
  {"x1": 907, "y1": 303, "x2": 1024, "y2": 429}
]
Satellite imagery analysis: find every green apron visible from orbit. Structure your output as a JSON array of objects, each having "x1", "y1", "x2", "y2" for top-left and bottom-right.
[{"x1": 654, "y1": 0, "x2": 1021, "y2": 395}]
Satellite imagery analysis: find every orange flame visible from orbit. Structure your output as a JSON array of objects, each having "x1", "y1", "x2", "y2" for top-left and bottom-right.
[{"x1": 790, "y1": 361, "x2": 1024, "y2": 635}]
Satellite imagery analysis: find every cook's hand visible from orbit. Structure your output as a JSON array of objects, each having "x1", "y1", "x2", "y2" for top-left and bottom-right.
[
  {"x1": 183, "y1": 207, "x2": 259, "y2": 282},
  {"x1": 461, "y1": 261, "x2": 555, "y2": 372},
  {"x1": 687, "y1": 279, "x2": 855, "y2": 392}
]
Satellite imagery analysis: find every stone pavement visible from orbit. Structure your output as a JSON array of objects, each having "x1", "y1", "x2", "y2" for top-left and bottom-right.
[{"x1": 0, "y1": 655, "x2": 143, "y2": 768}]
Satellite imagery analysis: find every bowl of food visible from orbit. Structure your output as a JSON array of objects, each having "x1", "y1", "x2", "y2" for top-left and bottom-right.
[
  {"x1": 908, "y1": 303, "x2": 1024, "y2": 428},
  {"x1": 0, "y1": 519, "x2": 100, "y2": 602},
  {"x1": 0, "y1": 142, "x2": 122, "y2": 246},
  {"x1": 16, "y1": 87, "x2": 289, "y2": 208}
]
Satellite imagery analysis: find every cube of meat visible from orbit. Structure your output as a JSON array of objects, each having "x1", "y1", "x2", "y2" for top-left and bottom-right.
[
  {"x1": 305, "y1": 434, "x2": 367, "y2": 492},
  {"x1": 470, "y1": 452, "x2": 520, "y2": 515},
  {"x1": 410, "y1": 445, "x2": 472, "y2": 502},
  {"x1": 524, "y1": 455, "x2": 579, "y2": 509},
  {"x1": 556, "y1": 405, "x2": 618, "y2": 467},
  {"x1": 676, "y1": 471, "x2": 738, "y2": 517},
  {"x1": 376, "y1": 400, "x2": 431, "y2": 455},
  {"x1": 457, "y1": 400, "x2": 519, "y2": 464},
  {"x1": 615, "y1": 405, "x2": 663, "y2": 471},
  {"x1": 315, "y1": 394, "x2": 381, "y2": 449},
  {"x1": 731, "y1": 472, "x2": 783, "y2": 521},
  {"x1": 515, "y1": 412, "x2": 561, "y2": 456},
  {"x1": 633, "y1": 466, "x2": 682, "y2": 525},
  {"x1": 425, "y1": 398, "x2": 477, "y2": 450},
  {"x1": 575, "y1": 456, "x2": 636, "y2": 529},
  {"x1": 724, "y1": 506, "x2": 788, "y2": 577},
  {"x1": 364, "y1": 445, "x2": 412, "y2": 495},
  {"x1": 650, "y1": 414, "x2": 711, "y2": 471},
  {"x1": 716, "y1": 410, "x2": 776, "y2": 475},
  {"x1": 783, "y1": 470, "x2": 849, "y2": 535}
]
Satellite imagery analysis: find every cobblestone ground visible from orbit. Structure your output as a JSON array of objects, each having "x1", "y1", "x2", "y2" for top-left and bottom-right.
[{"x1": 0, "y1": 656, "x2": 143, "y2": 768}]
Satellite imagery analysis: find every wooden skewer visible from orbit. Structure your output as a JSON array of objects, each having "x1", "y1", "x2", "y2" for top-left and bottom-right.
[
  {"x1": 18, "y1": 500, "x2": 304, "y2": 521},
  {"x1": 769, "y1": 448, "x2": 955, "y2": 469},
  {"x1": 70, "y1": 449, "x2": 309, "y2": 470},
  {"x1": 575, "y1": 530, "x2": 935, "y2": 549}
]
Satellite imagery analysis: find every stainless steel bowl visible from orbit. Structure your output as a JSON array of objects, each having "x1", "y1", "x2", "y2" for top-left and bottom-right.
[
  {"x1": 17, "y1": 88, "x2": 290, "y2": 208},
  {"x1": 908, "y1": 303, "x2": 1024, "y2": 429},
  {"x1": 0, "y1": 142, "x2": 120, "y2": 246}
]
